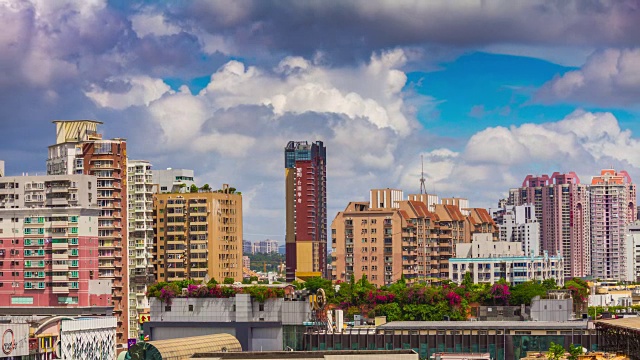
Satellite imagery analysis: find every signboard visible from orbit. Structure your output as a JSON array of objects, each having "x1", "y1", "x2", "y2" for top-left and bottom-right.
[
  {"x1": 0, "y1": 324, "x2": 29, "y2": 358},
  {"x1": 127, "y1": 339, "x2": 137, "y2": 349},
  {"x1": 138, "y1": 314, "x2": 150, "y2": 324}
]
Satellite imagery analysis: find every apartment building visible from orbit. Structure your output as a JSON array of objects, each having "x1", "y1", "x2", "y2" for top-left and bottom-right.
[
  {"x1": 46, "y1": 120, "x2": 129, "y2": 348},
  {"x1": 449, "y1": 234, "x2": 565, "y2": 286},
  {"x1": 624, "y1": 220, "x2": 640, "y2": 283},
  {"x1": 127, "y1": 160, "x2": 155, "y2": 340},
  {"x1": 153, "y1": 185, "x2": 243, "y2": 283},
  {"x1": 151, "y1": 168, "x2": 195, "y2": 193},
  {"x1": 284, "y1": 141, "x2": 327, "y2": 281},
  {"x1": 508, "y1": 172, "x2": 590, "y2": 278},
  {"x1": 430, "y1": 204, "x2": 466, "y2": 279},
  {"x1": 492, "y1": 204, "x2": 540, "y2": 256},
  {"x1": 590, "y1": 169, "x2": 637, "y2": 281},
  {"x1": 252, "y1": 239, "x2": 279, "y2": 254},
  {"x1": 0, "y1": 174, "x2": 111, "y2": 307},
  {"x1": 331, "y1": 197, "x2": 435, "y2": 286}
]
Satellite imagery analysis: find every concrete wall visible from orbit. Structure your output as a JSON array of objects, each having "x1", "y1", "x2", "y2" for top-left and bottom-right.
[
  {"x1": 530, "y1": 298, "x2": 573, "y2": 321},
  {"x1": 152, "y1": 326, "x2": 237, "y2": 341}
]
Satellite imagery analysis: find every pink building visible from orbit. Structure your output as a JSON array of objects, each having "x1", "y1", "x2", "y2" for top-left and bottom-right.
[
  {"x1": 509, "y1": 172, "x2": 590, "y2": 277},
  {"x1": 590, "y1": 169, "x2": 637, "y2": 281},
  {"x1": 0, "y1": 174, "x2": 111, "y2": 307}
]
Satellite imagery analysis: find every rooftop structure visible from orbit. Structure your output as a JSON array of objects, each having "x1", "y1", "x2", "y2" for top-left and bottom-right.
[
  {"x1": 191, "y1": 350, "x2": 419, "y2": 359},
  {"x1": 127, "y1": 333, "x2": 242, "y2": 360},
  {"x1": 151, "y1": 168, "x2": 195, "y2": 193}
]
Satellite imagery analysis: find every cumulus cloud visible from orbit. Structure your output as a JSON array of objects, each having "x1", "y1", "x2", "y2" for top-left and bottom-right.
[
  {"x1": 85, "y1": 76, "x2": 172, "y2": 109},
  {"x1": 538, "y1": 48, "x2": 640, "y2": 106},
  {"x1": 398, "y1": 110, "x2": 640, "y2": 207}
]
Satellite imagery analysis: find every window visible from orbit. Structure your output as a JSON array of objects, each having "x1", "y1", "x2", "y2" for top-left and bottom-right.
[
  {"x1": 165, "y1": 305, "x2": 171, "y2": 312},
  {"x1": 259, "y1": 303, "x2": 265, "y2": 312},
  {"x1": 11, "y1": 297, "x2": 33, "y2": 305},
  {"x1": 188, "y1": 305, "x2": 194, "y2": 312}
]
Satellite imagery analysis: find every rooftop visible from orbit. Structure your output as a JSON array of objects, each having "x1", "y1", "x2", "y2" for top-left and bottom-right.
[
  {"x1": 378, "y1": 321, "x2": 589, "y2": 330},
  {"x1": 191, "y1": 350, "x2": 418, "y2": 359},
  {"x1": 595, "y1": 317, "x2": 640, "y2": 331}
]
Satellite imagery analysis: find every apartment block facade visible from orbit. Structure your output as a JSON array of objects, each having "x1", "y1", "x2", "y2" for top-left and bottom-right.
[
  {"x1": 252, "y1": 239, "x2": 279, "y2": 254},
  {"x1": 284, "y1": 141, "x2": 327, "y2": 281},
  {"x1": 127, "y1": 160, "x2": 155, "y2": 340},
  {"x1": 47, "y1": 120, "x2": 129, "y2": 348},
  {"x1": 153, "y1": 186, "x2": 243, "y2": 283},
  {"x1": 449, "y1": 234, "x2": 565, "y2": 286},
  {"x1": 624, "y1": 220, "x2": 640, "y2": 283},
  {"x1": 331, "y1": 189, "x2": 498, "y2": 286},
  {"x1": 492, "y1": 204, "x2": 541, "y2": 256},
  {"x1": 590, "y1": 169, "x2": 637, "y2": 281},
  {"x1": 151, "y1": 168, "x2": 195, "y2": 193},
  {"x1": 508, "y1": 172, "x2": 590, "y2": 278},
  {"x1": 0, "y1": 174, "x2": 111, "y2": 307}
]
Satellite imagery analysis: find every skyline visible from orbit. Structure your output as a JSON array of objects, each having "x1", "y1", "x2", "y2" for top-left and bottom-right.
[{"x1": 2, "y1": 1, "x2": 640, "y2": 242}]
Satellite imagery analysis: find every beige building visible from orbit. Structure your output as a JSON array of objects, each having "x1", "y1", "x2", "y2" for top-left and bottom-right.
[
  {"x1": 332, "y1": 189, "x2": 498, "y2": 286},
  {"x1": 46, "y1": 120, "x2": 129, "y2": 348},
  {"x1": 153, "y1": 185, "x2": 243, "y2": 283}
]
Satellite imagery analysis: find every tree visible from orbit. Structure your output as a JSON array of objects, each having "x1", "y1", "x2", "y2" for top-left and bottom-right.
[
  {"x1": 567, "y1": 344, "x2": 583, "y2": 360},
  {"x1": 201, "y1": 184, "x2": 211, "y2": 191},
  {"x1": 223, "y1": 277, "x2": 235, "y2": 284},
  {"x1": 461, "y1": 272, "x2": 474, "y2": 289},
  {"x1": 190, "y1": 184, "x2": 199, "y2": 193},
  {"x1": 510, "y1": 281, "x2": 547, "y2": 306},
  {"x1": 542, "y1": 278, "x2": 558, "y2": 290},
  {"x1": 547, "y1": 342, "x2": 565, "y2": 360}
]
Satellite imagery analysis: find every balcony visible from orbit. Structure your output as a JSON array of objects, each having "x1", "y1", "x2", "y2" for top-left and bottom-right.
[
  {"x1": 46, "y1": 198, "x2": 68, "y2": 206},
  {"x1": 52, "y1": 286, "x2": 69, "y2": 294},
  {"x1": 52, "y1": 242, "x2": 69, "y2": 250},
  {"x1": 52, "y1": 263, "x2": 69, "y2": 271},
  {"x1": 52, "y1": 275, "x2": 68, "y2": 282},
  {"x1": 52, "y1": 253, "x2": 68, "y2": 261}
]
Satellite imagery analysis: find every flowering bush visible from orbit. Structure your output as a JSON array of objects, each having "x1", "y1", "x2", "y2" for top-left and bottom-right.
[
  {"x1": 159, "y1": 283, "x2": 179, "y2": 305},
  {"x1": 446, "y1": 291, "x2": 462, "y2": 307},
  {"x1": 490, "y1": 283, "x2": 510, "y2": 305}
]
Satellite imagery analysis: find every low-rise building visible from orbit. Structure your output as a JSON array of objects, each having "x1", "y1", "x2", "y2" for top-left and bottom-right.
[
  {"x1": 191, "y1": 350, "x2": 420, "y2": 360},
  {"x1": 448, "y1": 234, "x2": 564, "y2": 286}
]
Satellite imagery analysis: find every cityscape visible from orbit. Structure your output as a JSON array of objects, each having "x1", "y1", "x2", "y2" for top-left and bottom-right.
[{"x1": 2, "y1": 1, "x2": 640, "y2": 360}]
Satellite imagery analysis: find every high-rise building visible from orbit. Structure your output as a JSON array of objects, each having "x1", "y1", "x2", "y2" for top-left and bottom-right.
[
  {"x1": 153, "y1": 185, "x2": 243, "y2": 283},
  {"x1": 47, "y1": 120, "x2": 129, "y2": 348},
  {"x1": 624, "y1": 220, "x2": 640, "y2": 283},
  {"x1": 508, "y1": 172, "x2": 590, "y2": 278},
  {"x1": 331, "y1": 189, "x2": 498, "y2": 286},
  {"x1": 284, "y1": 141, "x2": 327, "y2": 281},
  {"x1": 252, "y1": 239, "x2": 279, "y2": 254},
  {"x1": 151, "y1": 168, "x2": 195, "y2": 193},
  {"x1": 493, "y1": 204, "x2": 540, "y2": 256},
  {"x1": 126, "y1": 160, "x2": 155, "y2": 340},
  {"x1": 590, "y1": 169, "x2": 637, "y2": 281},
  {"x1": 243, "y1": 240, "x2": 252, "y2": 255},
  {"x1": 0, "y1": 174, "x2": 112, "y2": 307}
]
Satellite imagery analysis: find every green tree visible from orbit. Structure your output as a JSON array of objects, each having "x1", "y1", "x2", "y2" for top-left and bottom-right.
[
  {"x1": 461, "y1": 272, "x2": 474, "y2": 288},
  {"x1": 223, "y1": 277, "x2": 235, "y2": 284},
  {"x1": 547, "y1": 342, "x2": 565, "y2": 360},
  {"x1": 510, "y1": 281, "x2": 547, "y2": 306},
  {"x1": 567, "y1": 344, "x2": 583, "y2": 360},
  {"x1": 190, "y1": 184, "x2": 199, "y2": 193},
  {"x1": 542, "y1": 278, "x2": 558, "y2": 290},
  {"x1": 201, "y1": 184, "x2": 211, "y2": 191}
]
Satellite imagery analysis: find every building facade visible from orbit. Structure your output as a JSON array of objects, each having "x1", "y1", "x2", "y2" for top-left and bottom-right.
[
  {"x1": 508, "y1": 172, "x2": 590, "y2": 278},
  {"x1": 0, "y1": 174, "x2": 112, "y2": 308},
  {"x1": 590, "y1": 169, "x2": 637, "y2": 281},
  {"x1": 151, "y1": 168, "x2": 195, "y2": 193},
  {"x1": 153, "y1": 186, "x2": 243, "y2": 283},
  {"x1": 127, "y1": 160, "x2": 155, "y2": 341},
  {"x1": 46, "y1": 120, "x2": 129, "y2": 348},
  {"x1": 493, "y1": 204, "x2": 540, "y2": 256},
  {"x1": 449, "y1": 234, "x2": 565, "y2": 286},
  {"x1": 284, "y1": 141, "x2": 327, "y2": 281},
  {"x1": 252, "y1": 239, "x2": 279, "y2": 254},
  {"x1": 624, "y1": 220, "x2": 640, "y2": 283}
]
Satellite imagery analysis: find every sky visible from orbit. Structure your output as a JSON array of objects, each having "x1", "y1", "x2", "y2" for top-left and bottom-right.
[{"x1": 2, "y1": 0, "x2": 640, "y2": 243}]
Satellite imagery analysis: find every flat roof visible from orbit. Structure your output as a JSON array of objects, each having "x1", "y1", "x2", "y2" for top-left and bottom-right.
[
  {"x1": 378, "y1": 321, "x2": 588, "y2": 330},
  {"x1": 191, "y1": 350, "x2": 417, "y2": 359},
  {"x1": 595, "y1": 317, "x2": 640, "y2": 331}
]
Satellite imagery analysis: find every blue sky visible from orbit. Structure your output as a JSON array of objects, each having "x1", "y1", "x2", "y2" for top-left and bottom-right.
[{"x1": 1, "y1": 1, "x2": 640, "y2": 241}]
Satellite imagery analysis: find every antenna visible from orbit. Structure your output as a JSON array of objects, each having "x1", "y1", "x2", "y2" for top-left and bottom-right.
[{"x1": 419, "y1": 155, "x2": 427, "y2": 195}]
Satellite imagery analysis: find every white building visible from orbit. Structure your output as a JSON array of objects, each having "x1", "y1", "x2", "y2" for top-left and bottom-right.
[
  {"x1": 494, "y1": 204, "x2": 540, "y2": 256},
  {"x1": 127, "y1": 160, "x2": 155, "y2": 340},
  {"x1": 60, "y1": 317, "x2": 118, "y2": 360},
  {"x1": 625, "y1": 220, "x2": 640, "y2": 283},
  {"x1": 151, "y1": 168, "x2": 195, "y2": 193},
  {"x1": 449, "y1": 234, "x2": 564, "y2": 286},
  {"x1": 252, "y1": 239, "x2": 279, "y2": 254}
]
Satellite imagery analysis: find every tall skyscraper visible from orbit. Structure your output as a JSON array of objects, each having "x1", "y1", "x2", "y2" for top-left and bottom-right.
[
  {"x1": 590, "y1": 169, "x2": 637, "y2": 281},
  {"x1": 284, "y1": 141, "x2": 327, "y2": 282},
  {"x1": 509, "y1": 172, "x2": 590, "y2": 278},
  {"x1": 127, "y1": 160, "x2": 155, "y2": 340},
  {"x1": 153, "y1": 185, "x2": 243, "y2": 283},
  {"x1": 47, "y1": 120, "x2": 129, "y2": 349},
  {"x1": 492, "y1": 204, "x2": 540, "y2": 256}
]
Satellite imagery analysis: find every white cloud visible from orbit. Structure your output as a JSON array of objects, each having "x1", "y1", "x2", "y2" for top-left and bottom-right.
[
  {"x1": 399, "y1": 110, "x2": 640, "y2": 207},
  {"x1": 85, "y1": 76, "x2": 172, "y2": 110},
  {"x1": 130, "y1": 13, "x2": 181, "y2": 38},
  {"x1": 539, "y1": 48, "x2": 640, "y2": 106}
]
